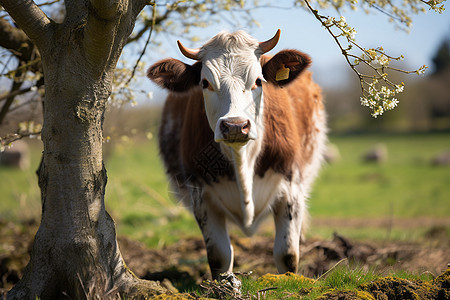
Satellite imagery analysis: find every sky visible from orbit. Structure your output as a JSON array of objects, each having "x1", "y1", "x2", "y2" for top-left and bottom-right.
[
  {"x1": 2, "y1": 2, "x2": 447, "y2": 105},
  {"x1": 137, "y1": 3, "x2": 450, "y2": 104}
]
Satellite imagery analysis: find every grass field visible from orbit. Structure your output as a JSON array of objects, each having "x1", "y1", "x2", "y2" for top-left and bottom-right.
[
  {"x1": 312, "y1": 133, "x2": 450, "y2": 218},
  {"x1": 236, "y1": 266, "x2": 441, "y2": 300},
  {"x1": 1, "y1": 133, "x2": 449, "y2": 247}
]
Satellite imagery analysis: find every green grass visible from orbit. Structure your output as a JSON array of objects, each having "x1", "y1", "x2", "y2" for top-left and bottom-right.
[
  {"x1": 238, "y1": 272, "x2": 315, "y2": 299},
  {"x1": 235, "y1": 264, "x2": 440, "y2": 299},
  {"x1": 310, "y1": 133, "x2": 450, "y2": 219},
  {"x1": 103, "y1": 138, "x2": 201, "y2": 247},
  {"x1": 0, "y1": 139, "x2": 42, "y2": 222},
  {"x1": 1, "y1": 133, "x2": 449, "y2": 247}
]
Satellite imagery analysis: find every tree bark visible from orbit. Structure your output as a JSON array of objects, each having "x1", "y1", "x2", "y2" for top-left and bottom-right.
[{"x1": 0, "y1": 0, "x2": 167, "y2": 298}]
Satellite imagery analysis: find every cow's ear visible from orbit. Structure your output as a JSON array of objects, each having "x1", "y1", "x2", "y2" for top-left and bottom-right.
[
  {"x1": 147, "y1": 59, "x2": 202, "y2": 92},
  {"x1": 261, "y1": 50, "x2": 311, "y2": 86}
]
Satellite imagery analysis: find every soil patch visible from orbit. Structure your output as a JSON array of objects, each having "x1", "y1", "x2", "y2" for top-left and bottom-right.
[{"x1": 1, "y1": 220, "x2": 449, "y2": 297}]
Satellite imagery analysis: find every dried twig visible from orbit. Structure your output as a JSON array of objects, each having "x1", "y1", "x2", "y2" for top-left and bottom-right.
[
  {"x1": 314, "y1": 258, "x2": 348, "y2": 282},
  {"x1": 125, "y1": 2, "x2": 156, "y2": 87}
]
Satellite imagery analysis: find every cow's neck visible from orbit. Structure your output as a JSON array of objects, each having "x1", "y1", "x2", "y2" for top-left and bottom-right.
[{"x1": 220, "y1": 137, "x2": 263, "y2": 227}]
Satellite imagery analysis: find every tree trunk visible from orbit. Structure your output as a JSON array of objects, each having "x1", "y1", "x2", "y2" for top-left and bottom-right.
[{"x1": 1, "y1": 0, "x2": 167, "y2": 298}]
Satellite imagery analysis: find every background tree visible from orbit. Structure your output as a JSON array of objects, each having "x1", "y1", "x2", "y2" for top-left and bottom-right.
[
  {"x1": 0, "y1": 0, "x2": 446, "y2": 299},
  {"x1": 432, "y1": 37, "x2": 450, "y2": 75}
]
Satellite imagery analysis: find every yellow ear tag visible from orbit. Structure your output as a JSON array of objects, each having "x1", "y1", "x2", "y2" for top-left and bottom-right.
[{"x1": 275, "y1": 64, "x2": 290, "y2": 81}]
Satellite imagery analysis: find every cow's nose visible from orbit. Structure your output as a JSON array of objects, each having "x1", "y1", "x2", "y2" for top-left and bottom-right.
[{"x1": 220, "y1": 118, "x2": 251, "y2": 142}]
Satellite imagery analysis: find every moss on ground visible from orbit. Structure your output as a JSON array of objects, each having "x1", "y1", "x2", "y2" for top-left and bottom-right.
[
  {"x1": 256, "y1": 272, "x2": 315, "y2": 286},
  {"x1": 358, "y1": 267, "x2": 449, "y2": 300},
  {"x1": 317, "y1": 289, "x2": 376, "y2": 300},
  {"x1": 150, "y1": 294, "x2": 197, "y2": 300}
]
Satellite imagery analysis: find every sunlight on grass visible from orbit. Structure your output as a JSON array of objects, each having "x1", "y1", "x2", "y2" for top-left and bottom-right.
[
  {"x1": 239, "y1": 264, "x2": 442, "y2": 299},
  {"x1": 310, "y1": 133, "x2": 450, "y2": 219}
]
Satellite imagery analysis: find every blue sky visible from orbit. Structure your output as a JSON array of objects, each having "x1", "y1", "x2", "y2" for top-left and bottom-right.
[{"x1": 138, "y1": 3, "x2": 449, "y2": 104}]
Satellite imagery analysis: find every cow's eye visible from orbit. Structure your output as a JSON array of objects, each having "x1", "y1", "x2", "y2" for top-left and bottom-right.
[
  {"x1": 252, "y1": 78, "x2": 263, "y2": 90},
  {"x1": 201, "y1": 79, "x2": 214, "y2": 91}
]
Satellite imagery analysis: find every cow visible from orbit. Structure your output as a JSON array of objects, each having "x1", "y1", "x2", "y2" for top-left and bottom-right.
[{"x1": 147, "y1": 29, "x2": 327, "y2": 279}]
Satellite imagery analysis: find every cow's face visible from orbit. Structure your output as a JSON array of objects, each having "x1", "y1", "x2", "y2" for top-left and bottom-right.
[
  {"x1": 147, "y1": 30, "x2": 311, "y2": 146},
  {"x1": 197, "y1": 32, "x2": 265, "y2": 144}
]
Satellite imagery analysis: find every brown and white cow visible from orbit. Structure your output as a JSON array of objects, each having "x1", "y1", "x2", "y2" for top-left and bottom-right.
[{"x1": 147, "y1": 30, "x2": 326, "y2": 279}]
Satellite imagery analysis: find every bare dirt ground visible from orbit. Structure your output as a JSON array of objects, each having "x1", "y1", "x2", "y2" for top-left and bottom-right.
[{"x1": 1, "y1": 219, "x2": 449, "y2": 297}]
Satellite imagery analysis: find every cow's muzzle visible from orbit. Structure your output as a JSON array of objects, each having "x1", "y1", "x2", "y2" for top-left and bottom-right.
[{"x1": 219, "y1": 117, "x2": 251, "y2": 143}]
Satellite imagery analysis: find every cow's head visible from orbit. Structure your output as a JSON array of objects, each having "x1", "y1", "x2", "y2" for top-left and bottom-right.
[{"x1": 147, "y1": 30, "x2": 311, "y2": 147}]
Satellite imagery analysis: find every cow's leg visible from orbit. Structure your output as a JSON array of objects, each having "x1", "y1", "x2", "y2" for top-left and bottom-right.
[
  {"x1": 194, "y1": 197, "x2": 233, "y2": 279},
  {"x1": 272, "y1": 189, "x2": 306, "y2": 274}
]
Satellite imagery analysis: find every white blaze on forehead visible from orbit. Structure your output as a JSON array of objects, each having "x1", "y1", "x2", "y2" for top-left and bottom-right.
[
  {"x1": 198, "y1": 30, "x2": 262, "y2": 59},
  {"x1": 199, "y1": 31, "x2": 263, "y2": 90},
  {"x1": 197, "y1": 31, "x2": 265, "y2": 144}
]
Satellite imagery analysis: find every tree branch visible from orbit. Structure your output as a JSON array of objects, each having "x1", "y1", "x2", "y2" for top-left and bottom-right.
[
  {"x1": 82, "y1": 0, "x2": 123, "y2": 75},
  {"x1": 132, "y1": 0, "x2": 152, "y2": 18},
  {"x1": 0, "y1": 86, "x2": 32, "y2": 103},
  {"x1": 0, "y1": 18, "x2": 31, "y2": 56},
  {"x1": 0, "y1": 18, "x2": 41, "y2": 73},
  {"x1": 0, "y1": 80, "x2": 22, "y2": 125},
  {"x1": 1, "y1": 129, "x2": 41, "y2": 150},
  {"x1": 0, "y1": 0, "x2": 51, "y2": 48},
  {"x1": 90, "y1": 0, "x2": 124, "y2": 20},
  {"x1": 83, "y1": 0, "x2": 151, "y2": 75},
  {"x1": 125, "y1": 2, "x2": 156, "y2": 86},
  {"x1": 127, "y1": 12, "x2": 169, "y2": 44}
]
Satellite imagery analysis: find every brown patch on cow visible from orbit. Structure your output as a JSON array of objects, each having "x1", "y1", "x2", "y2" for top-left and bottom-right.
[
  {"x1": 261, "y1": 50, "x2": 311, "y2": 86},
  {"x1": 255, "y1": 70, "x2": 323, "y2": 179},
  {"x1": 147, "y1": 59, "x2": 202, "y2": 92},
  {"x1": 158, "y1": 93, "x2": 190, "y2": 177},
  {"x1": 178, "y1": 88, "x2": 213, "y2": 165},
  {"x1": 178, "y1": 88, "x2": 234, "y2": 182},
  {"x1": 289, "y1": 71, "x2": 324, "y2": 168},
  {"x1": 255, "y1": 84, "x2": 298, "y2": 179},
  {"x1": 159, "y1": 88, "x2": 234, "y2": 184}
]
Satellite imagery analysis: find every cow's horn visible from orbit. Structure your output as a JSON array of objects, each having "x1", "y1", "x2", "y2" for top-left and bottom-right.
[
  {"x1": 259, "y1": 29, "x2": 281, "y2": 54},
  {"x1": 177, "y1": 40, "x2": 201, "y2": 60}
]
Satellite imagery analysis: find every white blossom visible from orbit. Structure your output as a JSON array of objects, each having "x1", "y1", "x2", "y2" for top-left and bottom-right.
[
  {"x1": 395, "y1": 84, "x2": 405, "y2": 93},
  {"x1": 378, "y1": 54, "x2": 390, "y2": 66},
  {"x1": 324, "y1": 17, "x2": 334, "y2": 26}
]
